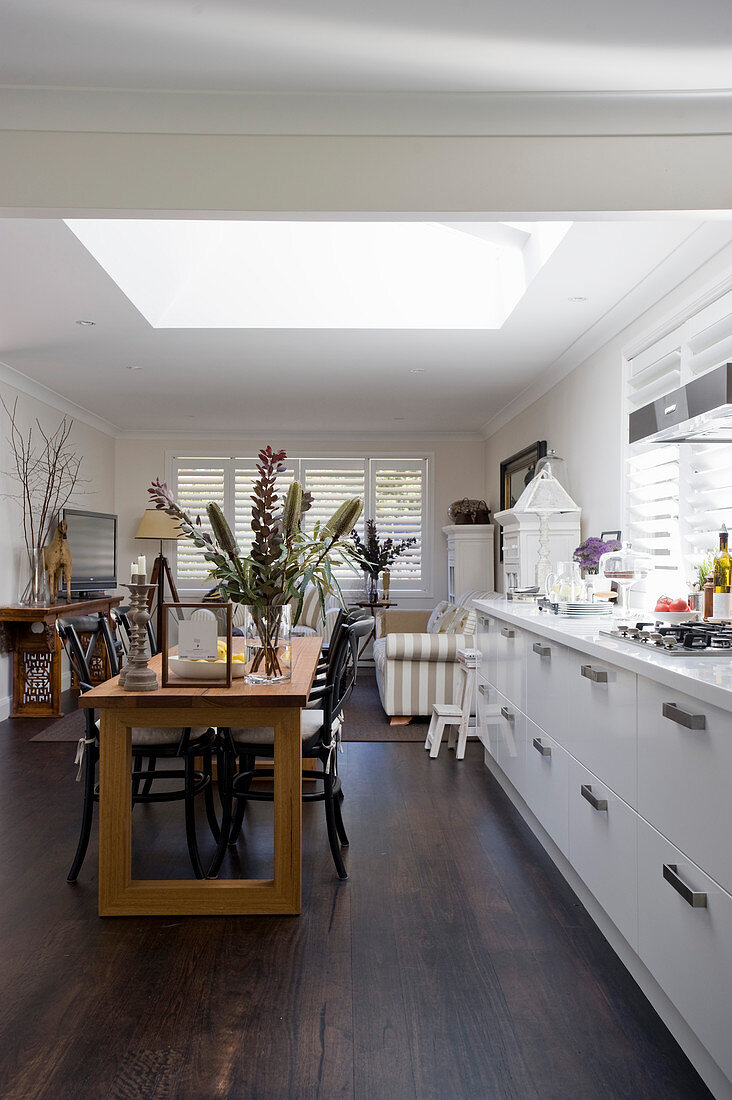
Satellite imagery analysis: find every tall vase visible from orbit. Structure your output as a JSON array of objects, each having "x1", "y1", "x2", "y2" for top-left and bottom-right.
[
  {"x1": 364, "y1": 571, "x2": 380, "y2": 605},
  {"x1": 244, "y1": 603, "x2": 292, "y2": 685},
  {"x1": 18, "y1": 547, "x2": 50, "y2": 607}
]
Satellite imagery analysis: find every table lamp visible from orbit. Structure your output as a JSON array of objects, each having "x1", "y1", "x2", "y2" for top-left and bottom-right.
[
  {"x1": 135, "y1": 509, "x2": 182, "y2": 651},
  {"x1": 513, "y1": 462, "x2": 580, "y2": 594}
]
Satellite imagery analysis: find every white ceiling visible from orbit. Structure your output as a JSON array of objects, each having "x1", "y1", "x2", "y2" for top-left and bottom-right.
[
  {"x1": 2, "y1": 0, "x2": 732, "y2": 93},
  {"x1": 2, "y1": 217, "x2": 731, "y2": 436}
]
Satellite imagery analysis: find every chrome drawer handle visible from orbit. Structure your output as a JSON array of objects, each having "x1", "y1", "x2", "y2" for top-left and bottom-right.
[
  {"x1": 581, "y1": 664, "x2": 608, "y2": 683},
  {"x1": 532, "y1": 642, "x2": 550, "y2": 657},
  {"x1": 532, "y1": 737, "x2": 551, "y2": 757},
  {"x1": 500, "y1": 706, "x2": 515, "y2": 722},
  {"x1": 662, "y1": 702, "x2": 706, "y2": 730},
  {"x1": 581, "y1": 784, "x2": 607, "y2": 811},
  {"x1": 663, "y1": 863, "x2": 707, "y2": 908},
  {"x1": 501, "y1": 627, "x2": 515, "y2": 639}
]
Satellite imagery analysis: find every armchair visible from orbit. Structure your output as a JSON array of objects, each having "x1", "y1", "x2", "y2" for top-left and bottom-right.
[{"x1": 372, "y1": 590, "x2": 492, "y2": 720}]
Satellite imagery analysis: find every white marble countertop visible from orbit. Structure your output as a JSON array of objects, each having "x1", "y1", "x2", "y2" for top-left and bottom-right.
[{"x1": 474, "y1": 597, "x2": 732, "y2": 714}]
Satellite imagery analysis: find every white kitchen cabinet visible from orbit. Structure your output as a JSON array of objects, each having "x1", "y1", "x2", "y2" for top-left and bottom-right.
[
  {"x1": 638, "y1": 819, "x2": 732, "y2": 1085},
  {"x1": 568, "y1": 757, "x2": 638, "y2": 950},
  {"x1": 563, "y1": 648, "x2": 637, "y2": 807},
  {"x1": 524, "y1": 631, "x2": 569, "y2": 743},
  {"x1": 442, "y1": 525, "x2": 495, "y2": 602},
  {"x1": 638, "y1": 677, "x2": 732, "y2": 895},
  {"x1": 494, "y1": 688, "x2": 527, "y2": 798},
  {"x1": 524, "y1": 718, "x2": 570, "y2": 856},
  {"x1": 493, "y1": 622, "x2": 527, "y2": 712},
  {"x1": 476, "y1": 678, "x2": 501, "y2": 759},
  {"x1": 476, "y1": 612, "x2": 498, "y2": 689}
]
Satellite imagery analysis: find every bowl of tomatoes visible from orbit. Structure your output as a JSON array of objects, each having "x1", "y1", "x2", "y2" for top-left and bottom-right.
[{"x1": 652, "y1": 596, "x2": 699, "y2": 624}]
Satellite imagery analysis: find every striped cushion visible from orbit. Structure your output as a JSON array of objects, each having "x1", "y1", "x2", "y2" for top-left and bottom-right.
[
  {"x1": 384, "y1": 632, "x2": 466, "y2": 662},
  {"x1": 426, "y1": 600, "x2": 452, "y2": 633}
]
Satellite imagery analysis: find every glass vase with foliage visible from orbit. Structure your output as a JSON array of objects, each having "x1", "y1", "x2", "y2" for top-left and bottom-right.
[
  {"x1": 350, "y1": 519, "x2": 417, "y2": 603},
  {"x1": 149, "y1": 446, "x2": 363, "y2": 683}
]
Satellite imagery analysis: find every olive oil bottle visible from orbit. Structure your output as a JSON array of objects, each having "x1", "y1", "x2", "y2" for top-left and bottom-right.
[{"x1": 713, "y1": 524, "x2": 732, "y2": 620}]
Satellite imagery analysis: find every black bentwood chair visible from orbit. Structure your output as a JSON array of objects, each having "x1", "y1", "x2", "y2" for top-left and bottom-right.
[
  {"x1": 209, "y1": 616, "x2": 374, "y2": 881},
  {"x1": 59, "y1": 613, "x2": 220, "y2": 882}
]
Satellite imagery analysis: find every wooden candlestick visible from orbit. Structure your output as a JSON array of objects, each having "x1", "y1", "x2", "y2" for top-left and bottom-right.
[{"x1": 121, "y1": 582, "x2": 158, "y2": 691}]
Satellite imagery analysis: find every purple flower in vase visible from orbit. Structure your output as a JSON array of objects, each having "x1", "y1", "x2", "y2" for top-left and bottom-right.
[{"x1": 573, "y1": 536, "x2": 621, "y2": 575}]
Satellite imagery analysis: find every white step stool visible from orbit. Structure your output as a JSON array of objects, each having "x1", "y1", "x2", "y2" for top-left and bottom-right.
[{"x1": 424, "y1": 664, "x2": 476, "y2": 760}]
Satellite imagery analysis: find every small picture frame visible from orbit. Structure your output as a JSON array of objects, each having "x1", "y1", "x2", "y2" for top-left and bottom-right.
[
  {"x1": 601, "y1": 530, "x2": 622, "y2": 544},
  {"x1": 161, "y1": 601, "x2": 233, "y2": 688}
]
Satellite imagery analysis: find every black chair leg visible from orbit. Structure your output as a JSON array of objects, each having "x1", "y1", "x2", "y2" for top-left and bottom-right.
[
  {"x1": 202, "y1": 748, "x2": 221, "y2": 842},
  {"x1": 324, "y1": 771, "x2": 348, "y2": 880},
  {"x1": 208, "y1": 747, "x2": 233, "y2": 878},
  {"x1": 333, "y1": 790, "x2": 349, "y2": 847},
  {"x1": 141, "y1": 753, "x2": 157, "y2": 796},
  {"x1": 184, "y1": 756, "x2": 205, "y2": 879},
  {"x1": 67, "y1": 745, "x2": 97, "y2": 882},
  {"x1": 228, "y1": 796, "x2": 246, "y2": 847}
]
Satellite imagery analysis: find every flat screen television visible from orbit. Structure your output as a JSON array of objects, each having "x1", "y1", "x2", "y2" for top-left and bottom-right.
[{"x1": 61, "y1": 508, "x2": 117, "y2": 597}]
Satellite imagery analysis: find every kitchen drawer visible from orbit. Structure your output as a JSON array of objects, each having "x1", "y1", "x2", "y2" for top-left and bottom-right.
[
  {"x1": 476, "y1": 613, "x2": 498, "y2": 687},
  {"x1": 568, "y1": 758, "x2": 638, "y2": 949},
  {"x1": 494, "y1": 689, "x2": 527, "y2": 798},
  {"x1": 476, "y1": 678, "x2": 502, "y2": 759},
  {"x1": 525, "y1": 632, "x2": 569, "y2": 743},
  {"x1": 638, "y1": 819, "x2": 732, "y2": 1084},
  {"x1": 563, "y1": 649, "x2": 637, "y2": 807},
  {"x1": 494, "y1": 621, "x2": 527, "y2": 711},
  {"x1": 524, "y1": 719, "x2": 569, "y2": 856},
  {"x1": 638, "y1": 677, "x2": 732, "y2": 895}
]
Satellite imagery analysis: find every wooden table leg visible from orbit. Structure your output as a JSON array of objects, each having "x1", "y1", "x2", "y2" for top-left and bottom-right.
[
  {"x1": 98, "y1": 711, "x2": 132, "y2": 914},
  {"x1": 97, "y1": 706, "x2": 303, "y2": 916}
]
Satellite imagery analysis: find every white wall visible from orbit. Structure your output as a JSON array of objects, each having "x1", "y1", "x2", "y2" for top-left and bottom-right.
[
  {"x1": 0, "y1": 376, "x2": 116, "y2": 717},
  {"x1": 114, "y1": 435, "x2": 486, "y2": 610},
  {"x1": 484, "y1": 239, "x2": 732, "y2": 590}
]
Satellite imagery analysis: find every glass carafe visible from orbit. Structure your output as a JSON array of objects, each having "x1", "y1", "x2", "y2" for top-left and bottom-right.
[
  {"x1": 545, "y1": 561, "x2": 583, "y2": 603},
  {"x1": 598, "y1": 541, "x2": 653, "y2": 618}
]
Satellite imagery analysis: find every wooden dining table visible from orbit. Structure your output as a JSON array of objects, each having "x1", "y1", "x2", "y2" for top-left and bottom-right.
[{"x1": 79, "y1": 635, "x2": 321, "y2": 917}]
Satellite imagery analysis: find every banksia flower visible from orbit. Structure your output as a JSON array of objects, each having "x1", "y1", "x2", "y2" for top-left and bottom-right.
[
  {"x1": 324, "y1": 497, "x2": 363, "y2": 540},
  {"x1": 207, "y1": 501, "x2": 238, "y2": 557},
  {"x1": 282, "y1": 481, "x2": 303, "y2": 539}
]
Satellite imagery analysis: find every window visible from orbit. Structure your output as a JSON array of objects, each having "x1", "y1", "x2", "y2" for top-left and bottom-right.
[
  {"x1": 169, "y1": 454, "x2": 429, "y2": 592},
  {"x1": 624, "y1": 285, "x2": 732, "y2": 592}
]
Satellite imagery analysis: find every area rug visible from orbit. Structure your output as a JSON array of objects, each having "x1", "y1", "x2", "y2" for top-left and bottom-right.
[{"x1": 29, "y1": 672, "x2": 426, "y2": 743}]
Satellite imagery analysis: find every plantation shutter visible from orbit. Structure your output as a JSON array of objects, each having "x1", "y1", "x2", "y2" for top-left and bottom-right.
[
  {"x1": 371, "y1": 459, "x2": 425, "y2": 583},
  {"x1": 300, "y1": 460, "x2": 366, "y2": 576},
  {"x1": 625, "y1": 288, "x2": 732, "y2": 590},
  {"x1": 172, "y1": 459, "x2": 228, "y2": 583}
]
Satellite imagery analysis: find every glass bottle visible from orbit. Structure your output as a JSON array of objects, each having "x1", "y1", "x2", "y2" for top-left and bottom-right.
[{"x1": 713, "y1": 525, "x2": 732, "y2": 620}]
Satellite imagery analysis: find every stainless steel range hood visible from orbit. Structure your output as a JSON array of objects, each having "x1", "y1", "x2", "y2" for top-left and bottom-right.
[{"x1": 629, "y1": 362, "x2": 732, "y2": 444}]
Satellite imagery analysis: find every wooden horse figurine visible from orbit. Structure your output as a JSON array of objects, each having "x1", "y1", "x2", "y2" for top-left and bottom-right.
[{"x1": 44, "y1": 520, "x2": 73, "y2": 602}]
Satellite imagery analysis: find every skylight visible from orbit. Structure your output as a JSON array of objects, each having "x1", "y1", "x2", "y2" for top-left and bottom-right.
[{"x1": 64, "y1": 219, "x2": 570, "y2": 330}]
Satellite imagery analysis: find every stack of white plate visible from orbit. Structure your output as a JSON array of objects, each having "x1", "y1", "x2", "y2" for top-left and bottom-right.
[{"x1": 558, "y1": 601, "x2": 614, "y2": 618}]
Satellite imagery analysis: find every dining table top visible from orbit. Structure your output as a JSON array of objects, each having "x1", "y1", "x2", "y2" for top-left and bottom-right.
[{"x1": 79, "y1": 634, "x2": 322, "y2": 711}]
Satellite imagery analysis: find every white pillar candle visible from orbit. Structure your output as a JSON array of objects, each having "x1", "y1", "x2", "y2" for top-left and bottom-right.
[
  {"x1": 130, "y1": 563, "x2": 139, "y2": 583},
  {"x1": 137, "y1": 555, "x2": 146, "y2": 579}
]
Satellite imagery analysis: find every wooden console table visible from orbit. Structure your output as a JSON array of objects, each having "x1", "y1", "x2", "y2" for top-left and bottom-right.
[{"x1": 0, "y1": 596, "x2": 123, "y2": 718}]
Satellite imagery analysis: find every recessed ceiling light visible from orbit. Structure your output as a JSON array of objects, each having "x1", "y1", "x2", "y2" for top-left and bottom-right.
[
  {"x1": 568, "y1": 296, "x2": 588, "y2": 302},
  {"x1": 394, "y1": 416, "x2": 406, "y2": 421},
  {"x1": 409, "y1": 368, "x2": 425, "y2": 374},
  {"x1": 76, "y1": 319, "x2": 95, "y2": 326},
  {"x1": 126, "y1": 364, "x2": 143, "y2": 371}
]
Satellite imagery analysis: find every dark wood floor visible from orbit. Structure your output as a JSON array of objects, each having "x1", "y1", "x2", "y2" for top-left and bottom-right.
[{"x1": 0, "y1": 700, "x2": 712, "y2": 1100}]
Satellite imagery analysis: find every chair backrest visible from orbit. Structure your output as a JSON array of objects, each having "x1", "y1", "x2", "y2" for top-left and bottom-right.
[
  {"x1": 58, "y1": 613, "x2": 119, "y2": 691},
  {"x1": 331, "y1": 616, "x2": 374, "y2": 723}
]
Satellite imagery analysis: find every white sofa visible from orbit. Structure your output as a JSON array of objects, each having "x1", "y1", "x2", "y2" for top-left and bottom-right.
[{"x1": 372, "y1": 590, "x2": 491, "y2": 719}]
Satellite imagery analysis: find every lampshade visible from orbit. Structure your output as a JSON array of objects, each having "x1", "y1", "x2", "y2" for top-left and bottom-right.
[
  {"x1": 135, "y1": 509, "x2": 182, "y2": 540},
  {"x1": 512, "y1": 468, "x2": 579, "y2": 515}
]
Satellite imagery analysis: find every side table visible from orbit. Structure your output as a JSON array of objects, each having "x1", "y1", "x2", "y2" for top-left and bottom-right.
[
  {"x1": 355, "y1": 600, "x2": 396, "y2": 657},
  {"x1": 0, "y1": 596, "x2": 123, "y2": 717}
]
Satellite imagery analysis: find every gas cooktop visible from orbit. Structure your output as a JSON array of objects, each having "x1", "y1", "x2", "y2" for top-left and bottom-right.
[{"x1": 600, "y1": 620, "x2": 732, "y2": 656}]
